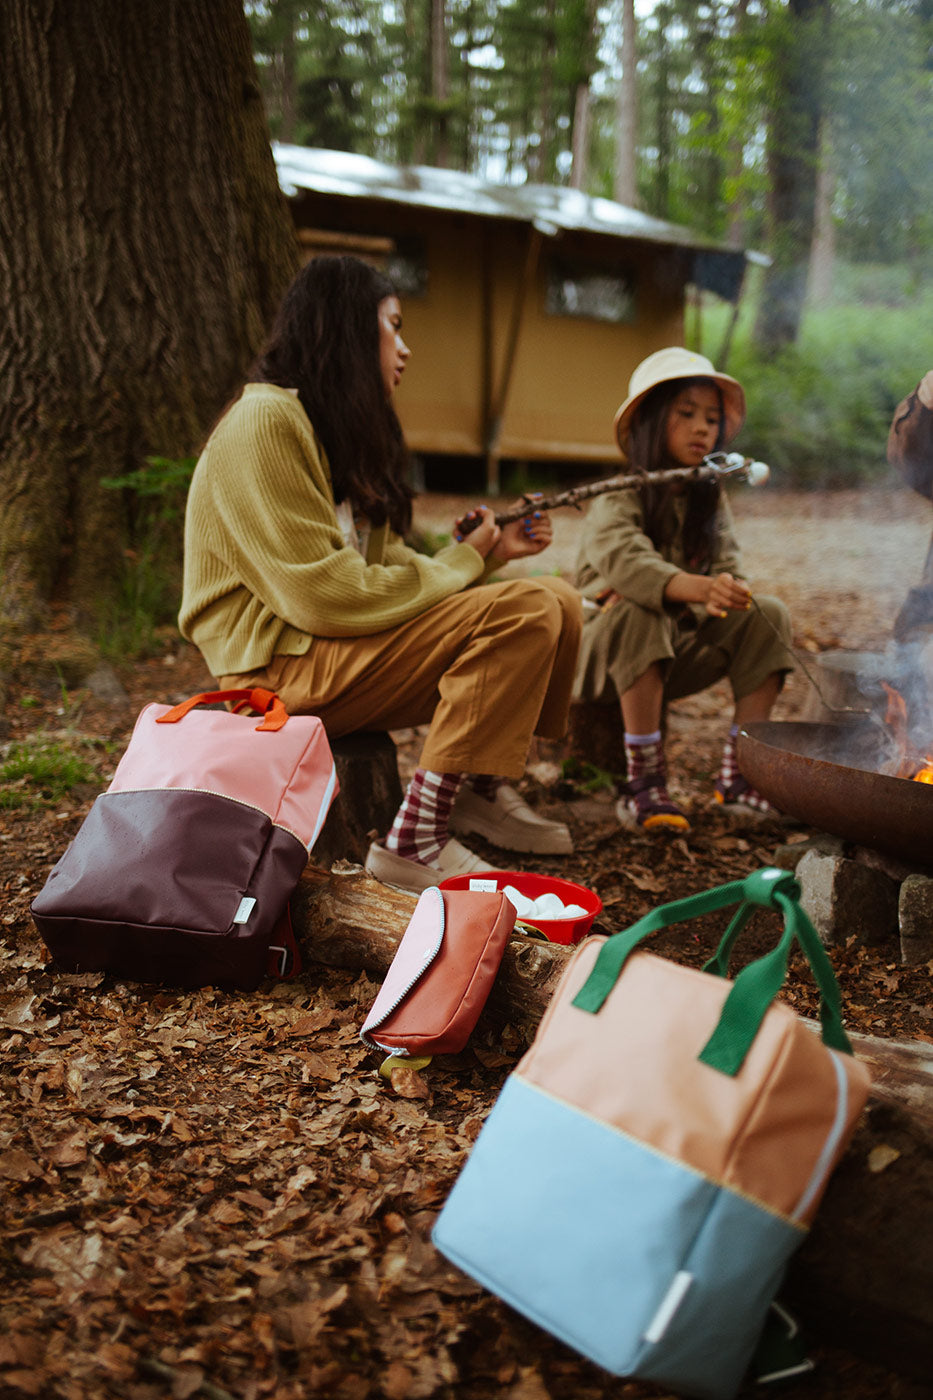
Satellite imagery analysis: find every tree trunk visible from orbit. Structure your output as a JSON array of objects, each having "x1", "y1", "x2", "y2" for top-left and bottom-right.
[
  {"x1": 752, "y1": 0, "x2": 831, "y2": 354},
  {"x1": 430, "y1": 0, "x2": 449, "y2": 168},
  {"x1": 277, "y1": 1, "x2": 299, "y2": 145},
  {"x1": 569, "y1": 81, "x2": 591, "y2": 192},
  {"x1": 0, "y1": 0, "x2": 298, "y2": 663},
  {"x1": 613, "y1": 0, "x2": 637, "y2": 206},
  {"x1": 724, "y1": 0, "x2": 751, "y2": 246},
  {"x1": 294, "y1": 862, "x2": 933, "y2": 1381},
  {"x1": 807, "y1": 118, "x2": 836, "y2": 307}
]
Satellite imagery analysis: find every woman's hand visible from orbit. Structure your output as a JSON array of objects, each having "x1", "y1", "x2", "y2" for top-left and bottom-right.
[
  {"x1": 492, "y1": 496, "x2": 553, "y2": 562},
  {"x1": 453, "y1": 505, "x2": 501, "y2": 559}
]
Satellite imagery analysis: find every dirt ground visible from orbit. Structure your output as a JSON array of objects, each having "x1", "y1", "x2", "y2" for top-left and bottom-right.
[{"x1": 2, "y1": 486, "x2": 932, "y2": 1400}]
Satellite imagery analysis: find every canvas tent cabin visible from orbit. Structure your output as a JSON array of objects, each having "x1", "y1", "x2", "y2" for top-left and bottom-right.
[{"x1": 274, "y1": 144, "x2": 748, "y2": 492}]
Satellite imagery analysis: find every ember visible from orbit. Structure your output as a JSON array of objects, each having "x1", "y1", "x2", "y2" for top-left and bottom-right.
[{"x1": 880, "y1": 681, "x2": 933, "y2": 782}]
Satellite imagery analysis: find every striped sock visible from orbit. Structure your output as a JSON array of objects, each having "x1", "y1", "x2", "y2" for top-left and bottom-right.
[{"x1": 384, "y1": 768, "x2": 465, "y2": 865}]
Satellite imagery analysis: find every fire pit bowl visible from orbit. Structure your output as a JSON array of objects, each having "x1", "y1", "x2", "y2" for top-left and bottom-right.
[{"x1": 737, "y1": 720, "x2": 933, "y2": 868}]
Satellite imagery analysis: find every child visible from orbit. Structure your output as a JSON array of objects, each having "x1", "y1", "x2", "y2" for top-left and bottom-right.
[
  {"x1": 574, "y1": 347, "x2": 792, "y2": 831},
  {"x1": 180, "y1": 256, "x2": 581, "y2": 892}
]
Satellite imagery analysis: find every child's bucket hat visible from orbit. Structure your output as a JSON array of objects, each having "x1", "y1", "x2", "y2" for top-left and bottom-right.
[{"x1": 614, "y1": 347, "x2": 746, "y2": 454}]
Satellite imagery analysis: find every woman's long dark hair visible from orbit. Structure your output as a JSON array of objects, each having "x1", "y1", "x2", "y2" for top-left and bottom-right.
[
  {"x1": 625, "y1": 376, "x2": 726, "y2": 573},
  {"x1": 252, "y1": 254, "x2": 413, "y2": 535}
]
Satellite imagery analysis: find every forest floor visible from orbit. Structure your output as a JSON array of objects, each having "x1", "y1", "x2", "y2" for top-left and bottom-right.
[{"x1": 2, "y1": 486, "x2": 932, "y2": 1400}]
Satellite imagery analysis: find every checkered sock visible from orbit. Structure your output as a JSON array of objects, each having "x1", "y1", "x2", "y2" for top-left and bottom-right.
[
  {"x1": 384, "y1": 768, "x2": 465, "y2": 865},
  {"x1": 718, "y1": 726, "x2": 742, "y2": 790},
  {"x1": 624, "y1": 731, "x2": 664, "y2": 782},
  {"x1": 622, "y1": 732, "x2": 689, "y2": 830},
  {"x1": 715, "y1": 726, "x2": 774, "y2": 811}
]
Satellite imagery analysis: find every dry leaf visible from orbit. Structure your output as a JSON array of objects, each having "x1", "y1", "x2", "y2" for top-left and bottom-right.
[
  {"x1": 389, "y1": 1066, "x2": 432, "y2": 1100},
  {"x1": 867, "y1": 1144, "x2": 901, "y2": 1173}
]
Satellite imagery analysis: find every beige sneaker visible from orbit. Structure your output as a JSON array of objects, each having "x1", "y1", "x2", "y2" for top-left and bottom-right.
[
  {"x1": 450, "y1": 783, "x2": 573, "y2": 855},
  {"x1": 364, "y1": 838, "x2": 499, "y2": 894}
]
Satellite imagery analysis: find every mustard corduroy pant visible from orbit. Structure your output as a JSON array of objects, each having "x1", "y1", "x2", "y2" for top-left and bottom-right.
[{"x1": 220, "y1": 576, "x2": 582, "y2": 779}]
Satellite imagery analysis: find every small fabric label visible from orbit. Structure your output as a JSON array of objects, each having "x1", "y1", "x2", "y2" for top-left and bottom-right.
[
  {"x1": 643, "y1": 1270, "x2": 694, "y2": 1344},
  {"x1": 468, "y1": 878, "x2": 498, "y2": 892},
  {"x1": 233, "y1": 896, "x2": 257, "y2": 925}
]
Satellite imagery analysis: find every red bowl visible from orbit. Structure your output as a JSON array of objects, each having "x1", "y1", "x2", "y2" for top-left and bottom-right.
[{"x1": 438, "y1": 871, "x2": 602, "y2": 945}]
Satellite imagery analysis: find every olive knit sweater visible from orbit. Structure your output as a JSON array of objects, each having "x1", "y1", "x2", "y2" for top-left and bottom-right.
[{"x1": 179, "y1": 383, "x2": 488, "y2": 678}]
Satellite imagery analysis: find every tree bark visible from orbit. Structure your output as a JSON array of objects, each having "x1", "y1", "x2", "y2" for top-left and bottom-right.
[
  {"x1": 0, "y1": 0, "x2": 298, "y2": 657},
  {"x1": 752, "y1": 0, "x2": 831, "y2": 354},
  {"x1": 430, "y1": 0, "x2": 449, "y2": 168},
  {"x1": 724, "y1": 0, "x2": 751, "y2": 247},
  {"x1": 807, "y1": 118, "x2": 836, "y2": 307},
  {"x1": 613, "y1": 0, "x2": 638, "y2": 206},
  {"x1": 294, "y1": 861, "x2": 933, "y2": 1379}
]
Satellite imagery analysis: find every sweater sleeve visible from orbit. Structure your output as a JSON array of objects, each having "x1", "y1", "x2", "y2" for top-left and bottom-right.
[{"x1": 180, "y1": 388, "x2": 486, "y2": 671}]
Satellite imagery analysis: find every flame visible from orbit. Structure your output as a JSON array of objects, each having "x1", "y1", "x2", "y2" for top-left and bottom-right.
[{"x1": 881, "y1": 682, "x2": 933, "y2": 782}]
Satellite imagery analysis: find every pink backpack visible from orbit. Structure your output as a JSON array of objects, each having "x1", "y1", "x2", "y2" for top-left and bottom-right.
[{"x1": 31, "y1": 688, "x2": 337, "y2": 990}]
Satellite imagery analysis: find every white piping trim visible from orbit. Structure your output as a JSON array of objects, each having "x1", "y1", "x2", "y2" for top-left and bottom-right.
[
  {"x1": 306, "y1": 763, "x2": 339, "y2": 851},
  {"x1": 643, "y1": 1271, "x2": 693, "y2": 1343},
  {"x1": 791, "y1": 1050, "x2": 849, "y2": 1221}
]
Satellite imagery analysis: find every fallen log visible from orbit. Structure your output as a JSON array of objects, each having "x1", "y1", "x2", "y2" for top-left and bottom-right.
[
  {"x1": 296, "y1": 863, "x2": 571, "y2": 1034},
  {"x1": 293, "y1": 863, "x2": 933, "y2": 1382}
]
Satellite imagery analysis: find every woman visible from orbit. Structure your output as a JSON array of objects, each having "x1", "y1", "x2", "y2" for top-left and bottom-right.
[
  {"x1": 574, "y1": 347, "x2": 791, "y2": 832},
  {"x1": 179, "y1": 255, "x2": 581, "y2": 891}
]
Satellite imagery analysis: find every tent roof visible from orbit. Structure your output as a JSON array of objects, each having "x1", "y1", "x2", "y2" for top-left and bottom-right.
[{"x1": 273, "y1": 144, "x2": 751, "y2": 301}]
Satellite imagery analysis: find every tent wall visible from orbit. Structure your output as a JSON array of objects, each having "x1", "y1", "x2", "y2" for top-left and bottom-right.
[{"x1": 287, "y1": 190, "x2": 689, "y2": 473}]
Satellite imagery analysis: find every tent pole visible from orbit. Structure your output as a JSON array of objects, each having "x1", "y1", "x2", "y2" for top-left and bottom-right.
[{"x1": 484, "y1": 224, "x2": 543, "y2": 496}]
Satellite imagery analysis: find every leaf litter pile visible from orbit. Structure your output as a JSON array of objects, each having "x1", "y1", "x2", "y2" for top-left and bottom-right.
[{"x1": 3, "y1": 488, "x2": 933, "y2": 1400}]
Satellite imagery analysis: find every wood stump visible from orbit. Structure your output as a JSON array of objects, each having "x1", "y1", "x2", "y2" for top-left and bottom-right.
[
  {"x1": 566, "y1": 700, "x2": 624, "y2": 779},
  {"x1": 312, "y1": 731, "x2": 403, "y2": 867}
]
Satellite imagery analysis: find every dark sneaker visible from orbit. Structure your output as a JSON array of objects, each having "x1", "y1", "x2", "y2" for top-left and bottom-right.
[
  {"x1": 615, "y1": 773, "x2": 690, "y2": 832},
  {"x1": 713, "y1": 776, "x2": 778, "y2": 818}
]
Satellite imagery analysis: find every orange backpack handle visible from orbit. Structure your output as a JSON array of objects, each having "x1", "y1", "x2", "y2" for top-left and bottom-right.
[{"x1": 156, "y1": 688, "x2": 290, "y2": 732}]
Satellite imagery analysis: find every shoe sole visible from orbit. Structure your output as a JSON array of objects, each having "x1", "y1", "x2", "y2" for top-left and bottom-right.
[
  {"x1": 614, "y1": 802, "x2": 690, "y2": 833},
  {"x1": 449, "y1": 814, "x2": 573, "y2": 855}
]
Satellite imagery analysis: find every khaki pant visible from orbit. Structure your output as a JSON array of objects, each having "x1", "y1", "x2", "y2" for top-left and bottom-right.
[
  {"x1": 574, "y1": 593, "x2": 792, "y2": 705},
  {"x1": 220, "y1": 577, "x2": 582, "y2": 779}
]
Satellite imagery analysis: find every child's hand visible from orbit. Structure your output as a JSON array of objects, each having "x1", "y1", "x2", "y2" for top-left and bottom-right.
[
  {"x1": 494, "y1": 496, "x2": 553, "y2": 561},
  {"x1": 454, "y1": 505, "x2": 501, "y2": 558},
  {"x1": 706, "y1": 572, "x2": 751, "y2": 617}
]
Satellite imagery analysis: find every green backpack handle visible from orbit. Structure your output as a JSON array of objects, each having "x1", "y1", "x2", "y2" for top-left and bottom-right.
[{"x1": 572, "y1": 867, "x2": 853, "y2": 1076}]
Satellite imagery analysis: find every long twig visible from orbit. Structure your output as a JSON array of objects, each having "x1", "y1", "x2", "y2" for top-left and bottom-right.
[{"x1": 460, "y1": 459, "x2": 755, "y2": 532}]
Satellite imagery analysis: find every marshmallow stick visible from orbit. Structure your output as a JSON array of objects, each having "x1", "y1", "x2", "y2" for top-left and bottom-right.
[{"x1": 459, "y1": 454, "x2": 771, "y2": 534}]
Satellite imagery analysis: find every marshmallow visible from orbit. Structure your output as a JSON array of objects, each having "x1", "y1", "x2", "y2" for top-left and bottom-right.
[{"x1": 502, "y1": 885, "x2": 587, "y2": 921}]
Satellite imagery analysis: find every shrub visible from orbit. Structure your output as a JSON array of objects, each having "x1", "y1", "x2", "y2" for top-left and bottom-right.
[{"x1": 696, "y1": 267, "x2": 932, "y2": 487}]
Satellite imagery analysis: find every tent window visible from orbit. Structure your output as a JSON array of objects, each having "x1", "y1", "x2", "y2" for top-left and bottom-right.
[
  {"x1": 385, "y1": 237, "x2": 428, "y2": 298},
  {"x1": 546, "y1": 258, "x2": 635, "y2": 323}
]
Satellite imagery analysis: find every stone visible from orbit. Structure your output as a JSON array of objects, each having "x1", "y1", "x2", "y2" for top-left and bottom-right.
[
  {"x1": 772, "y1": 835, "x2": 845, "y2": 873},
  {"x1": 898, "y1": 874, "x2": 933, "y2": 966},
  {"x1": 85, "y1": 664, "x2": 130, "y2": 705},
  {"x1": 795, "y1": 848, "x2": 898, "y2": 948}
]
